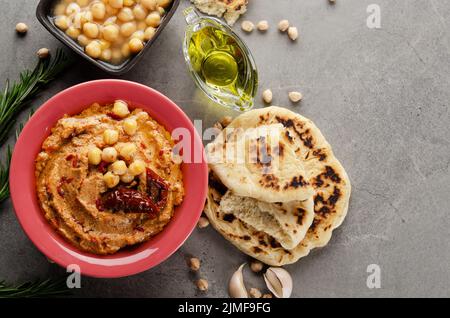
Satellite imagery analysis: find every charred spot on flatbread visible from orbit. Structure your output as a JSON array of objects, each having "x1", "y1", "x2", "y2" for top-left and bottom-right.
[
  {"x1": 223, "y1": 213, "x2": 236, "y2": 223},
  {"x1": 284, "y1": 175, "x2": 309, "y2": 190},
  {"x1": 314, "y1": 187, "x2": 341, "y2": 216},
  {"x1": 259, "y1": 174, "x2": 280, "y2": 190},
  {"x1": 295, "y1": 208, "x2": 306, "y2": 225},
  {"x1": 312, "y1": 149, "x2": 327, "y2": 161}
]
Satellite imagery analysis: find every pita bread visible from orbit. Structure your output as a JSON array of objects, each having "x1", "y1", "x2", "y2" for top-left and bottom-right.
[
  {"x1": 190, "y1": 0, "x2": 248, "y2": 26},
  {"x1": 205, "y1": 107, "x2": 351, "y2": 266},
  {"x1": 219, "y1": 191, "x2": 314, "y2": 250},
  {"x1": 206, "y1": 123, "x2": 315, "y2": 202}
]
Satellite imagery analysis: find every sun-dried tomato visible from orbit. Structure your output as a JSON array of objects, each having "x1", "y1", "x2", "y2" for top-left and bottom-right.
[
  {"x1": 146, "y1": 168, "x2": 169, "y2": 210},
  {"x1": 99, "y1": 187, "x2": 159, "y2": 216}
]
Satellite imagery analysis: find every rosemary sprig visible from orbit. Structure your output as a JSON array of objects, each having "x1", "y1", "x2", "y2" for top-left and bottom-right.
[
  {"x1": 0, "y1": 278, "x2": 70, "y2": 298},
  {"x1": 0, "y1": 49, "x2": 71, "y2": 145},
  {"x1": 0, "y1": 146, "x2": 12, "y2": 203},
  {"x1": 0, "y1": 110, "x2": 35, "y2": 204}
]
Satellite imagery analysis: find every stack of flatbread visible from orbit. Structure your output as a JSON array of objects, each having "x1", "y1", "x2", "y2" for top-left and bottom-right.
[
  {"x1": 205, "y1": 107, "x2": 351, "y2": 266},
  {"x1": 190, "y1": 0, "x2": 248, "y2": 25}
]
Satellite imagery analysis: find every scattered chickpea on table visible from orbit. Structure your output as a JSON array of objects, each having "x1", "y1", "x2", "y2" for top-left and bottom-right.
[{"x1": 53, "y1": 0, "x2": 173, "y2": 64}]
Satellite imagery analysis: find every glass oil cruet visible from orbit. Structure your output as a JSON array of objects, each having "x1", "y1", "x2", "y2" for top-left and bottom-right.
[{"x1": 182, "y1": 7, "x2": 258, "y2": 112}]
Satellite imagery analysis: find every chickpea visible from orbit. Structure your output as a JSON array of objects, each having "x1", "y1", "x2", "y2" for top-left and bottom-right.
[
  {"x1": 120, "y1": 22, "x2": 136, "y2": 37},
  {"x1": 196, "y1": 279, "x2": 208, "y2": 292},
  {"x1": 133, "y1": 5, "x2": 147, "y2": 20},
  {"x1": 250, "y1": 261, "x2": 263, "y2": 273},
  {"x1": 15, "y1": 22, "x2": 28, "y2": 34},
  {"x1": 103, "y1": 129, "x2": 119, "y2": 145},
  {"x1": 85, "y1": 40, "x2": 102, "y2": 58},
  {"x1": 101, "y1": 24, "x2": 119, "y2": 42},
  {"x1": 145, "y1": 11, "x2": 161, "y2": 27},
  {"x1": 188, "y1": 257, "x2": 201, "y2": 271},
  {"x1": 288, "y1": 27, "x2": 299, "y2": 41},
  {"x1": 136, "y1": 111, "x2": 149, "y2": 121},
  {"x1": 128, "y1": 38, "x2": 144, "y2": 53},
  {"x1": 37, "y1": 48, "x2": 50, "y2": 59},
  {"x1": 241, "y1": 20, "x2": 254, "y2": 33},
  {"x1": 108, "y1": 0, "x2": 123, "y2": 9},
  {"x1": 84, "y1": 11, "x2": 94, "y2": 23},
  {"x1": 77, "y1": 34, "x2": 91, "y2": 46},
  {"x1": 278, "y1": 20, "x2": 289, "y2": 32},
  {"x1": 111, "y1": 160, "x2": 127, "y2": 175},
  {"x1": 54, "y1": 4, "x2": 66, "y2": 16},
  {"x1": 289, "y1": 91, "x2": 303, "y2": 103},
  {"x1": 111, "y1": 48, "x2": 122, "y2": 63},
  {"x1": 88, "y1": 147, "x2": 102, "y2": 165},
  {"x1": 128, "y1": 160, "x2": 146, "y2": 176},
  {"x1": 131, "y1": 30, "x2": 145, "y2": 41},
  {"x1": 157, "y1": 0, "x2": 172, "y2": 9},
  {"x1": 66, "y1": 26, "x2": 81, "y2": 39},
  {"x1": 98, "y1": 39, "x2": 111, "y2": 50},
  {"x1": 121, "y1": 43, "x2": 131, "y2": 58},
  {"x1": 123, "y1": 0, "x2": 135, "y2": 6},
  {"x1": 105, "y1": 6, "x2": 119, "y2": 16},
  {"x1": 112, "y1": 100, "x2": 130, "y2": 118},
  {"x1": 77, "y1": 0, "x2": 90, "y2": 6},
  {"x1": 72, "y1": 13, "x2": 82, "y2": 28},
  {"x1": 141, "y1": 0, "x2": 157, "y2": 10},
  {"x1": 249, "y1": 288, "x2": 262, "y2": 299},
  {"x1": 100, "y1": 48, "x2": 112, "y2": 61},
  {"x1": 91, "y1": 2, "x2": 106, "y2": 20},
  {"x1": 123, "y1": 118, "x2": 138, "y2": 135},
  {"x1": 197, "y1": 216, "x2": 209, "y2": 228},
  {"x1": 137, "y1": 21, "x2": 147, "y2": 31},
  {"x1": 55, "y1": 16, "x2": 70, "y2": 31},
  {"x1": 120, "y1": 172, "x2": 134, "y2": 183},
  {"x1": 103, "y1": 171, "x2": 120, "y2": 188},
  {"x1": 102, "y1": 147, "x2": 118, "y2": 163},
  {"x1": 117, "y1": 7, "x2": 134, "y2": 22},
  {"x1": 103, "y1": 16, "x2": 118, "y2": 25},
  {"x1": 144, "y1": 27, "x2": 155, "y2": 41},
  {"x1": 66, "y1": 3, "x2": 81, "y2": 15},
  {"x1": 83, "y1": 22, "x2": 99, "y2": 38},
  {"x1": 157, "y1": 7, "x2": 165, "y2": 16},
  {"x1": 119, "y1": 143, "x2": 137, "y2": 160}
]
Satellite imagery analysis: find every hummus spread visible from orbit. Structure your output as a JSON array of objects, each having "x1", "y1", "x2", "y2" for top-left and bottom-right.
[{"x1": 35, "y1": 102, "x2": 184, "y2": 255}]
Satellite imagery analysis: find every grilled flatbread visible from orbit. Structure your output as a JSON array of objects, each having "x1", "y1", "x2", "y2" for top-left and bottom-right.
[
  {"x1": 206, "y1": 123, "x2": 315, "y2": 202},
  {"x1": 190, "y1": 0, "x2": 248, "y2": 25},
  {"x1": 219, "y1": 191, "x2": 314, "y2": 250},
  {"x1": 205, "y1": 107, "x2": 351, "y2": 266}
]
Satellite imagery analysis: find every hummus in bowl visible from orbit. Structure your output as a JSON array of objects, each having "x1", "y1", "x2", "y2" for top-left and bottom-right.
[
  {"x1": 10, "y1": 79, "x2": 208, "y2": 277},
  {"x1": 35, "y1": 101, "x2": 184, "y2": 255}
]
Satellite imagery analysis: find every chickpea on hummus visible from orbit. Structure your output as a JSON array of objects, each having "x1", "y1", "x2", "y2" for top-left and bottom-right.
[{"x1": 35, "y1": 101, "x2": 184, "y2": 255}]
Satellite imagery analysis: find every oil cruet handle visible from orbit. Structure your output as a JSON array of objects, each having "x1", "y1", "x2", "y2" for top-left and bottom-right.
[{"x1": 183, "y1": 6, "x2": 201, "y2": 25}]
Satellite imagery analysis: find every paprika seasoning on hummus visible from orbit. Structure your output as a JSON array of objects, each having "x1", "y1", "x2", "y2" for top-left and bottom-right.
[{"x1": 35, "y1": 101, "x2": 184, "y2": 255}]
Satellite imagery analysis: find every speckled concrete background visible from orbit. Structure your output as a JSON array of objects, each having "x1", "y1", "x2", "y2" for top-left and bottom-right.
[{"x1": 0, "y1": 0, "x2": 449, "y2": 297}]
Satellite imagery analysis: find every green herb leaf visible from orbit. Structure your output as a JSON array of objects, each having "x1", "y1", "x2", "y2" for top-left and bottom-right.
[
  {"x1": 0, "y1": 278, "x2": 70, "y2": 298},
  {"x1": 0, "y1": 110, "x2": 35, "y2": 204},
  {"x1": 0, "y1": 146, "x2": 12, "y2": 203},
  {"x1": 0, "y1": 49, "x2": 71, "y2": 145}
]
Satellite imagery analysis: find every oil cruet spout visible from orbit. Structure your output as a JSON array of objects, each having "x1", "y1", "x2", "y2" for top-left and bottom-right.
[{"x1": 183, "y1": 6, "x2": 201, "y2": 25}]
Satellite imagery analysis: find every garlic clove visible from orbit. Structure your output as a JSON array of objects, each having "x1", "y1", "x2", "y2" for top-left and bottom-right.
[
  {"x1": 263, "y1": 267, "x2": 293, "y2": 298},
  {"x1": 228, "y1": 263, "x2": 249, "y2": 298}
]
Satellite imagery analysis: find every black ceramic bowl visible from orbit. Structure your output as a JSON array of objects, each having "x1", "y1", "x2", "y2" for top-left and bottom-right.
[{"x1": 36, "y1": 0, "x2": 180, "y2": 75}]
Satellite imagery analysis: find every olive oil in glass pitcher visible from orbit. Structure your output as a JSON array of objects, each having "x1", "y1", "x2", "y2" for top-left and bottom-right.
[{"x1": 183, "y1": 7, "x2": 258, "y2": 112}]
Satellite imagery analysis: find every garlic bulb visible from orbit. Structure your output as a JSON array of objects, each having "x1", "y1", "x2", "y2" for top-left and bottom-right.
[
  {"x1": 263, "y1": 267, "x2": 293, "y2": 298},
  {"x1": 228, "y1": 263, "x2": 248, "y2": 298}
]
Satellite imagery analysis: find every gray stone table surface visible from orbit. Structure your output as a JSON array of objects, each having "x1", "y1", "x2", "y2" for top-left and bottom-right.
[{"x1": 0, "y1": 0, "x2": 449, "y2": 298}]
